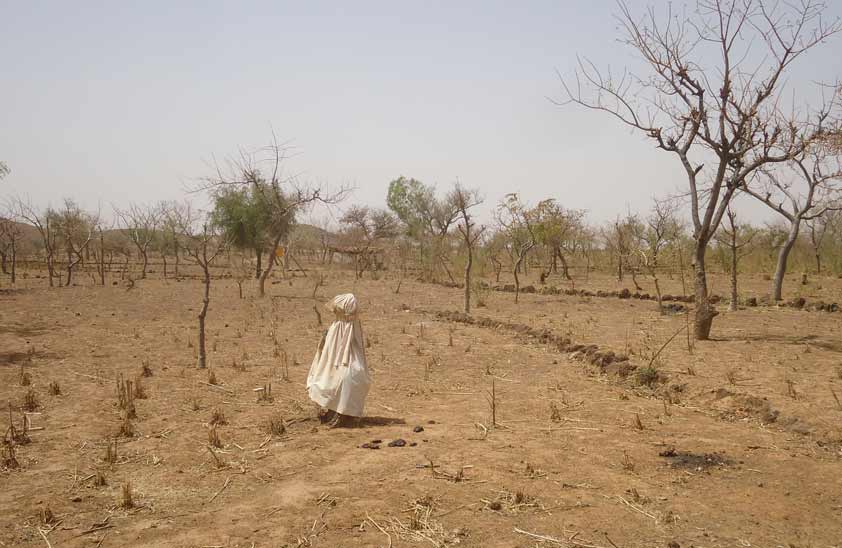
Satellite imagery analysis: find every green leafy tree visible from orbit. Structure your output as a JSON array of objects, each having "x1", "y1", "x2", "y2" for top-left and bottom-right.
[{"x1": 210, "y1": 182, "x2": 281, "y2": 278}]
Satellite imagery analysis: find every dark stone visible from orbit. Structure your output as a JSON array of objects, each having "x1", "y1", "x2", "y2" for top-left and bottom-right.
[
  {"x1": 388, "y1": 439, "x2": 407, "y2": 447},
  {"x1": 413, "y1": 426, "x2": 424, "y2": 433}
]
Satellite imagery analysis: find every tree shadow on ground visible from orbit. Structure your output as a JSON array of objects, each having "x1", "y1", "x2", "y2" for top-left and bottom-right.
[{"x1": 715, "y1": 333, "x2": 842, "y2": 353}]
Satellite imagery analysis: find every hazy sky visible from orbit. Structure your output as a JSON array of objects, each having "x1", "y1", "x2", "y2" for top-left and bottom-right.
[{"x1": 3, "y1": 1, "x2": 841, "y2": 225}]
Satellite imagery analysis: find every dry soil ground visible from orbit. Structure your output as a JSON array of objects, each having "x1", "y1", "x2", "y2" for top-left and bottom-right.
[{"x1": 1, "y1": 266, "x2": 841, "y2": 548}]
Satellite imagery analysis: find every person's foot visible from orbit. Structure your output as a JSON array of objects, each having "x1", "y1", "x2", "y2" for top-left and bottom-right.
[
  {"x1": 328, "y1": 413, "x2": 354, "y2": 428},
  {"x1": 318, "y1": 408, "x2": 336, "y2": 424}
]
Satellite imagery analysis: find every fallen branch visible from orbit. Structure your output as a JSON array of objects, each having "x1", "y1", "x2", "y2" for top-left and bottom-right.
[{"x1": 208, "y1": 476, "x2": 232, "y2": 503}]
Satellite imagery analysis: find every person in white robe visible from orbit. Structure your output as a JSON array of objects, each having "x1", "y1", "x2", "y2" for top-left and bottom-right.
[{"x1": 306, "y1": 293, "x2": 371, "y2": 427}]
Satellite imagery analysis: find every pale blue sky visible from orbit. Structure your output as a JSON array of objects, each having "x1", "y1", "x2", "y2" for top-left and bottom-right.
[{"x1": 3, "y1": 1, "x2": 841, "y2": 225}]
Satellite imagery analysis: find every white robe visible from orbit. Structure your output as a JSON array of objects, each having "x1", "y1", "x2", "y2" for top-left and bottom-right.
[{"x1": 306, "y1": 294, "x2": 371, "y2": 417}]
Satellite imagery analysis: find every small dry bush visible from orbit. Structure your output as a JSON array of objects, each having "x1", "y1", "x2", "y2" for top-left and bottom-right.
[
  {"x1": 635, "y1": 366, "x2": 660, "y2": 387},
  {"x1": 2, "y1": 444, "x2": 20, "y2": 470}
]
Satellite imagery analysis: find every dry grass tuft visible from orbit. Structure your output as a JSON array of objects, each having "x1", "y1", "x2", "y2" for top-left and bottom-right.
[
  {"x1": 23, "y1": 389, "x2": 39, "y2": 412},
  {"x1": 2, "y1": 443, "x2": 20, "y2": 470},
  {"x1": 386, "y1": 496, "x2": 463, "y2": 546},
  {"x1": 208, "y1": 369, "x2": 218, "y2": 386},
  {"x1": 632, "y1": 413, "x2": 645, "y2": 431},
  {"x1": 621, "y1": 450, "x2": 636, "y2": 472},
  {"x1": 141, "y1": 360, "x2": 153, "y2": 377},
  {"x1": 19, "y1": 364, "x2": 31, "y2": 387},
  {"x1": 209, "y1": 407, "x2": 227, "y2": 426},
  {"x1": 265, "y1": 414, "x2": 286, "y2": 437},
  {"x1": 208, "y1": 425, "x2": 222, "y2": 448},
  {"x1": 39, "y1": 507, "x2": 55, "y2": 525},
  {"x1": 118, "y1": 414, "x2": 135, "y2": 438},
  {"x1": 549, "y1": 402, "x2": 562, "y2": 422},
  {"x1": 483, "y1": 489, "x2": 542, "y2": 513},
  {"x1": 104, "y1": 440, "x2": 118, "y2": 464},
  {"x1": 231, "y1": 358, "x2": 246, "y2": 372},
  {"x1": 94, "y1": 470, "x2": 107, "y2": 487},
  {"x1": 48, "y1": 381, "x2": 61, "y2": 396},
  {"x1": 121, "y1": 482, "x2": 134, "y2": 509},
  {"x1": 133, "y1": 377, "x2": 148, "y2": 399},
  {"x1": 257, "y1": 383, "x2": 274, "y2": 403},
  {"x1": 116, "y1": 375, "x2": 137, "y2": 419}
]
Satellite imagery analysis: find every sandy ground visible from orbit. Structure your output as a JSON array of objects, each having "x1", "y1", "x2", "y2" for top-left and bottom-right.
[{"x1": 1, "y1": 265, "x2": 841, "y2": 548}]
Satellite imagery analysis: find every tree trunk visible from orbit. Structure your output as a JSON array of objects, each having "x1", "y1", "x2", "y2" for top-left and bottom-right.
[
  {"x1": 729, "y1": 229, "x2": 738, "y2": 312},
  {"x1": 99, "y1": 231, "x2": 105, "y2": 286},
  {"x1": 464, "y1": 243, "x2": 473, "y2": 314},
  {"x1": 255, "y1": 249, "x2": 263, "y2": 279},
  {"x1": 693, "y1": 242, "x2": 717, "y2": 341},
  {"x1": 557, "y1": 248, "x2": 572, "y2": 280},
  {"x1": 140, "y1": 249, "x2": 148, "y2": 279},
  {"x1": 197, "y1": 261, "x2": 210, "y2": 369},
  {"x1": 772, "y1": 219, "x2": 801, "y2": 301},
  {"x1": 259, "y1": 235, "x2": 283, "y2": 298},
  {"x1": 513, "y1": 254, "x2": 524, "y2": 304},
  {"x1": 10, "y1": 239, "x2": 16, "y2": 284},
  {"x1": 65, "y1": 251, "x2": 73, "y2": 286}
]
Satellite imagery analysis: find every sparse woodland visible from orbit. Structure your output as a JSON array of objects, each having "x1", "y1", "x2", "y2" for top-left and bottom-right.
[{"x1": 3, "y1": 2, "x2": 842, "y2": 547}]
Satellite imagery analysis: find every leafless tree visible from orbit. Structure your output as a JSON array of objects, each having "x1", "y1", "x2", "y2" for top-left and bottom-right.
[
  {"x1": 51, "y1": 199, "x2": 98, "y2": 286},
  {"x1": 197, "y1": 136, "x2": 347, "y2": 297},
  {"x1": 806, "y1": 209, "x2": 841, "y2": 274},
  {"x1": 14, "y1": 198, "x2": 58, "y2": 286},
  {"x1": 174, "y1": 204, "x2": 228, "y2": 369},
  {"x1": 716, "y1": 207, "x2": 757, "y2": 311},
  {"x1": 558, "y1": 0, "x2": 841, "y2": 339},
  {"x1": 741, "y1": 138, "x2": 842, "y2": 300},
  {"x1": 449, "y1": 183, "x2": 484, "y2": 313},
  {"x1": 116, "y1": 203, "x2": 161, "y2": 280},
  {"x1": 0, "y1": 206, "x2": 22, "y2": 284},
  {"x1": 635, "y1": 200, "x2": 681, "y2": 311},
  {"x1": 496, "y1": 193, "x2": 537, "y2": 303}
]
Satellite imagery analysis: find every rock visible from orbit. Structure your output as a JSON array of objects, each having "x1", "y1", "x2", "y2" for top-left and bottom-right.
[
  {"x1": 388, "y1": 439, "x2": 407, "y2": 447},
  {"x1": 413, "y1": 426, "x2": 424, "y2": 433}
]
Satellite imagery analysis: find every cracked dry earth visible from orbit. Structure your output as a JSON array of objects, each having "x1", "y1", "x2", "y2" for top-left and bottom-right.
[{"x1": 1, "y1": 269, "x2": 841, "y2": 547}]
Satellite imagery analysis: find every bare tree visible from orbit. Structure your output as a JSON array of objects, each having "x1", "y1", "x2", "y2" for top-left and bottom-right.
[
  {"x1": 338, "y1": 205, "x2": 399, "y2": 278},
  {"x1": 15, "y1": 198, "x2": 58, "y2": 286},
  {"x1": 175, "y1": 204, "x2": 228, "y2": 369},
  {"x1": 198, "y1": 136, "x2": 347, "y2": 297},
  {"x1": 716, "y1": 207, "x2": 757, "y2": 311},
  {"x1": 558, "y1": 0, "x2": 841, "y2": 339},
  {"x1": 742, "y1": 139, "x2": 842, "y2": 300},
  {"x1": 635, "y1": 200, "x2": 681, "y2": 311},
  {"x1": 806, "y1": 209, "x2": 841, "y2": 274},
  {"x1": 116, "y1": 203, "x2": 161, "y2": 280},
  {"x1": 51, "y1": 199, "x2": 98, "y2": 286},
  {"x1": 449, "y1": 183, "x2": 484, "y2": 313},
  {"x1": 496, "y1": 193, "x2": 537, "y2": 303},
  {"x1": 0, "y1": 206, "x2": 22, "y2": 285}
]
